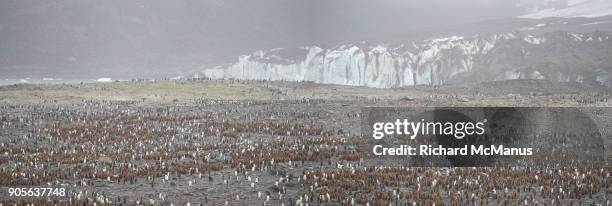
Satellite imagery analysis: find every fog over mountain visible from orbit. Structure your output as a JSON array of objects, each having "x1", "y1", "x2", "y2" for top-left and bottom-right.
[
  {"x1": 1, "y1": 0, "x2": 529, "y2": 79},
  {"x1": 200, "y1": 1, "x2": 612, "y2": 87},
  {"x1": 1, "y1": 0, "x2": 610, "y2": 86}
]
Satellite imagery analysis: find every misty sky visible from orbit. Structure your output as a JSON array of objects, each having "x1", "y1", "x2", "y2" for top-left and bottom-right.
[{"x1": 0, "y1": 0, "x2": 537, "y2": 78}]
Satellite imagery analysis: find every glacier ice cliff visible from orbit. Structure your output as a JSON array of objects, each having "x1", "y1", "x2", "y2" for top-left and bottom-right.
[{"x1": 202, "y1": 31, "x2": 612, "y2": 88}]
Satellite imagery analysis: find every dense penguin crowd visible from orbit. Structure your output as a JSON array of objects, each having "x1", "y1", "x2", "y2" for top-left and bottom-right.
[{"x1": 0, "y1": 80, "x2": 610, "y2": 205}]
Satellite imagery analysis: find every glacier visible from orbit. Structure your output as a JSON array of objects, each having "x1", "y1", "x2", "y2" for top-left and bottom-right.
[{"x1": 202, "y1": 31, "x2": 612, "y2": 88}]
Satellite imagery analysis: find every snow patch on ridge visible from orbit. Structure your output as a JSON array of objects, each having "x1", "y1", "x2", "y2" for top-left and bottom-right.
[{"x1": 520, "y1": 0, "x2": 612, "y2": 18}]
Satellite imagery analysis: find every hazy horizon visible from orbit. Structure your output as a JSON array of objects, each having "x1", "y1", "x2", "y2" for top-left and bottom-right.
[{"x1": 0, "y1": 0, "x2": 588, "y2": 79}]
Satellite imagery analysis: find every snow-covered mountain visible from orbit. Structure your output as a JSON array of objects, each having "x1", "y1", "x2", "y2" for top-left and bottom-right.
[
  {"x1": 520, "y1": 0, "x2": 612, "y2": 18},
  {"x1": 201, "y1": 31, "x2": 612, "y2": 88}
]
